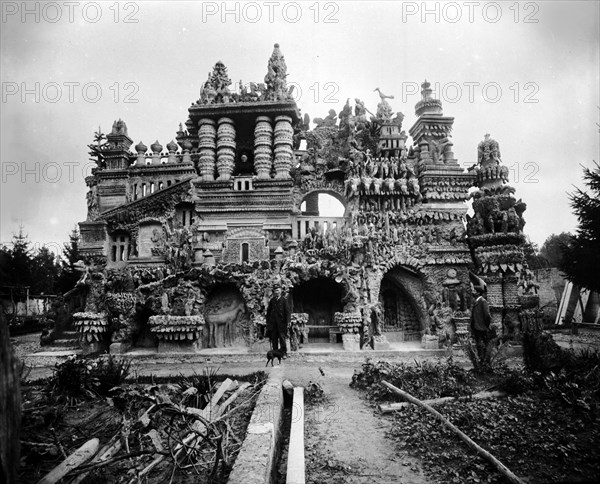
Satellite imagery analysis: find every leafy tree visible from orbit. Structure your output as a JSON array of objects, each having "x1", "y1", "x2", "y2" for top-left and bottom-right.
[
  {"x1": 30, "y1": 247, "x2": 60, "y2": 295},
  {"x1": 560, "y1": 162, "x2": 600, "y2": 292},
  {"x1": 540, "y1": 232, "x2": 572, "y2": 268},
  {"x1": 523, "y1": 239, "x2": 547, "y2": 270}
]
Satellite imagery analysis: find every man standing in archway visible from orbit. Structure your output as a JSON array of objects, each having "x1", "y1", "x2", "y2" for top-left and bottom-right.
[{"x1": 266, "y1": 285, "x2": 291, "y2": 358}]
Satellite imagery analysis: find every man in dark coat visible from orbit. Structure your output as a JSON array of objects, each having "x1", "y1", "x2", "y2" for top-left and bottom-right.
[
  {"x1": 266, "y1": 285, "x2": 291, "y2": 357},
  {"x1": 470, "y1": 287, "x2": 492, "y2": 363}
]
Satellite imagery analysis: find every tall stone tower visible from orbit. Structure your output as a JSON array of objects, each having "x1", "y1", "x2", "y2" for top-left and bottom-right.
[{"x1": 466, "y1": 134, "x2": 528, "y2": 336}]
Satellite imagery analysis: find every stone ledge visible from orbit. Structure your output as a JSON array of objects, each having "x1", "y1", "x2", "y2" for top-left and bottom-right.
[{"x1": 228, "y1": 370, "x2": 283, "y2": 484}]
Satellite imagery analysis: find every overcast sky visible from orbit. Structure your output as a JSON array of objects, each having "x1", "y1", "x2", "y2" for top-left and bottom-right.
[{"x1": 1, "y1": 0, "x2": 599, "y2": 253}]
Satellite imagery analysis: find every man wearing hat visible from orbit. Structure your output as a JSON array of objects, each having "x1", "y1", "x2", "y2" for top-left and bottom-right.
[
  {"x1": 266, "y1": 284, "x2": 291, "y2": 358},
  {"x1": 470, "y1": 284, "x2": 492, "y2": 363}
]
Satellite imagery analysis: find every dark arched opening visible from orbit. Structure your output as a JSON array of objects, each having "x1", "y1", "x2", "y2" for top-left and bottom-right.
[
  {"x1": 379, "y1": 267, "x2": 425, "y2": 342},
  {"x1": 292, "y1": 277, "x2": 343, "y2": 342}
]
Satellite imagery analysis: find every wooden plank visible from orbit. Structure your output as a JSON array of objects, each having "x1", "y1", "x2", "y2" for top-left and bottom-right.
[
  {"x1": 202, "y1": 378, "x2": 234, "y2": 420},
  {"x1": 37, "y1": 438, "x2": 100, "y2": 484},
  {"x1": 555, "y1": 281, "x2": 573, "y2": 325},
  {"x1": 287, "y1": 387, "x2": 305, "y2": 484}
]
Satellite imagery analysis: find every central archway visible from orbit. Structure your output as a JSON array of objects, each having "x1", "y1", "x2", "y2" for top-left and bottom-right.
[
  {"x1": 292, "y1": 277, "x2": 344, "y2": 343},
  {"x1": 379, "y1": 267, "x2": 427, "y2": 342}
]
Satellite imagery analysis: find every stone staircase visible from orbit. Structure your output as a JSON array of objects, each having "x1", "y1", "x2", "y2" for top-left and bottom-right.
[{"x1": 41, "y1": 330, "x2": 81, "y2": 354}]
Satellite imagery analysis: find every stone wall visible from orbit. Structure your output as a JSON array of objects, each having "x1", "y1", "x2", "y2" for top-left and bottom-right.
[{"x1": 533, "y1": 268, "x2": 566, "y2": 308}]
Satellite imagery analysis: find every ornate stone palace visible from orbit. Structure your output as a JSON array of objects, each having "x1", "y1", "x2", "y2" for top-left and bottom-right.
[{"x1": 74, "y1": 44, "x2": 532, "y2": 354}]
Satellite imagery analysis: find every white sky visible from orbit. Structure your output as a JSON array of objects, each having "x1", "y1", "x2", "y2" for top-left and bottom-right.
[{"x1": 1, "y1": 0, "x2": 599, "y2": 252}]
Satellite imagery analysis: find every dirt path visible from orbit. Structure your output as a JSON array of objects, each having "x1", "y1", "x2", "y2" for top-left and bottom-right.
[
  {"x1": 283, "y1": 366, "x2": 429, "y2": 484},
  {"x1": 12, "y1": 333, "x2": 436, "y2": 482}
]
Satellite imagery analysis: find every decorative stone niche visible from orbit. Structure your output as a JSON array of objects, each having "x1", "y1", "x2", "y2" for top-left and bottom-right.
[
  {"x1": 148, "y1": 315, "x2": 205, "y2": 353},
  {"x1": 138, "y1": 222, "x2": 166, "y2": 259}
]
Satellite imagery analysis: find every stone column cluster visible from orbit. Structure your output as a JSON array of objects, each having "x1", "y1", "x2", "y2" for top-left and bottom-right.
[
  {"x1": 217, "y1": 117, "x2": 236, "y2": 180},
  {"x1": 196, "y1": 115, "x2": 293, "y2": 180},
  {"x1": 198, "y1": 118, "x2": 217, "y2": 181},
  {"x1": 254, "y1": 116, "x2": 273, "y2": 179},
  {"x1": 273, "y1": 115, "x2": 294, "y2": 179}
]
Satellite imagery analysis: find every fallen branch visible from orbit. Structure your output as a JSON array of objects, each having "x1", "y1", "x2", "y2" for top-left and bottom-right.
[
  {"x1": 381, "y1": 381, "x2": 525, "y2": 484},
  {"x1": 379, "y1": 390, "x2": 508, "y2": 413}
]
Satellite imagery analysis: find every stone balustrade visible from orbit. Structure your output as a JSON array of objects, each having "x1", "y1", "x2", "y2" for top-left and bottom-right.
[{"x1": 293, "y1": 216, "x2": 346, "y2": 240}]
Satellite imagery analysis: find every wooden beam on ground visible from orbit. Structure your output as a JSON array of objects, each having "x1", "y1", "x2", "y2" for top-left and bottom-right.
[
  {"x1": 381, "y1": 381, "x2": 525, "y2": 484},
  {"x1": 287, "y1": 387, "x2": 305, "y2": 484},
  {"x1": 379, "y1": 391, "x2": 508, "y2": 413},
  {"x1": 37, "y1": 438, "x2": 99, "y2": 484}
]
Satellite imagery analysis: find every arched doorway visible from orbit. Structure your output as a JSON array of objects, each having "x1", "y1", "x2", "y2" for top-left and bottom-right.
[
  {"x1": 203, "y1": 284, "x2": 248, "y2": 348},
  {"x1": 294, "y1": 191, "x2": 347, "y2": 240},
  {"x1": 292, "y1": 277, "x2": 343, "y2": 343},
  {"x1": 379, "y1": 267, "x2": 426, "y2": 341}
]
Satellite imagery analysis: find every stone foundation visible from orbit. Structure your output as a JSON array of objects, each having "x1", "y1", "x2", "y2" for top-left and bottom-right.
[
  {"x1": 342, "y1": 334, "x2": 361, "y2": 351},
  {"x1": 158, "y1": 340, "x2": 201, "y2": 353}
]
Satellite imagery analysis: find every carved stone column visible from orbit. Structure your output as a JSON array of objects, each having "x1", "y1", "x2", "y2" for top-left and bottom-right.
[
  {"x1": 254, "y1": 116, "x2": 273, "y2": 179},
  {"x1": 503, "y1": 274, "x2": 520, "y2": 338},
  {"x1": 486, "y1": 275, "x2": 504, "y2": 336},
  {"x1": 273, "y1": 115, "x2": 294, "y2": 179},
  {"x1": 217, "y1": 117, "x2": 236, "y2": 180},
  {"x1": 198, "y1": 118, "x2": 216, "y2": 181}
]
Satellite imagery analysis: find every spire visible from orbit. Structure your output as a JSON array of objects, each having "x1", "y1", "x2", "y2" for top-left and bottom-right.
[
  {"x1": 264, "y1": 43, "x2": 290, "y2": 101},
  {"x1": 415, "y1": 80, "x2": 443, "y2": 116}
]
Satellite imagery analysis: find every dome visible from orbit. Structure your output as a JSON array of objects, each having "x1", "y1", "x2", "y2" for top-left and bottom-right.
[
  {"x1": 150, "y1": 140, "x2": 163, "y2": 153},
  {"x1": 135, "y1": 141, "x2": 147, "y2": 153},
  {"x1": 166, "y1": 140, "x2": 178, "y2": 152}
]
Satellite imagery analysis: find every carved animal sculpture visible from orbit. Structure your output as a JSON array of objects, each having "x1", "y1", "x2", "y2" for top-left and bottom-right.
[
  {"x1": 362, "y1": 176, "x2": 373, "y2": 195},
  {"x1": 205, "y1": 300, "x2": 245, "y2": 348},
  {"x1": 372, "y1": 178, "x2": 383, "y2": 195},
  {"x1": 383, "y1": 177, "x2": 396, "y2": 193},
  {"x1": 396, "y1": 178, "x2": 409, "y2": 195}
]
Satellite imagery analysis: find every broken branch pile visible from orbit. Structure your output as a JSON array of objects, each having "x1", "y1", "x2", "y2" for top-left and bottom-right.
[{"x1": 31, "y1": 375, "x2": 264, "y2": 484}]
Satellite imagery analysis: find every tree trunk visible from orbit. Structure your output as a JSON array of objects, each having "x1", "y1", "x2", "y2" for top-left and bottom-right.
[{"x1": 0, "y1": 310, "x2": 22, "y2": 483}]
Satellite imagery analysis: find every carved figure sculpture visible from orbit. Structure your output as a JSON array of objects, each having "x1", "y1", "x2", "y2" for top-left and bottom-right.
[{"x1": 345, "y1": 176, "x2": 361, "y2": 198}]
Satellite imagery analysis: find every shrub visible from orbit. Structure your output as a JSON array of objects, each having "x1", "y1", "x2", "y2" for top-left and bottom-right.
[
  {"x1": 350, "y1": 358, "x2": 475, "y2": 402},
  {"x1": 47, "y1": 355, "x2": 131, "y2": 403}
]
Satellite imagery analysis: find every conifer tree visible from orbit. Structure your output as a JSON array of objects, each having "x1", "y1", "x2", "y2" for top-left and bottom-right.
[{"x1": 560, "y1": 162, "x2": 600, "y2": 292}]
